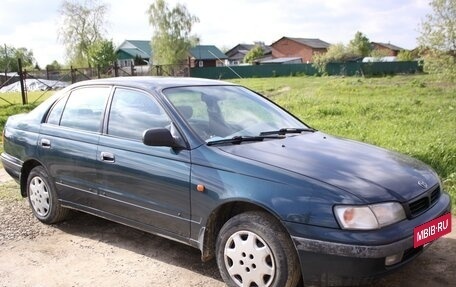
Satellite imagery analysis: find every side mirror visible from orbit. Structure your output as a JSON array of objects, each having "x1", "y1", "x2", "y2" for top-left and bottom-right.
[{"x1": 142, "y1": 128, "x2": 184, "y2": 148}]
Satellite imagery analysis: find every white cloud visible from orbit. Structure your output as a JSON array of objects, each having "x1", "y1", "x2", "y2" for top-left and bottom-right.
[{"x1": 0, "y1": 0, "x2": 432, "y2": 66}]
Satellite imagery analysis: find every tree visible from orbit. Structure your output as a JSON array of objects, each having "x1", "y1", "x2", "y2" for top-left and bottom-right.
[
  {"x1": 418, "y1": 0, "x2": 456, "y2": 81},
  {"x1": 88, "y1": 39, "x2": 116, "y2": 71},
  {"x1": 58, "y1": 0, "x2": 109, "y2": 66},
  {"x1": 312, "y1": 43, "x2": 358, "y2": 74},
  {"x1": 349, "y1": 31, "x2": 372, "y2": 57},
  {"x1": 147, "y1": 0, "x2": 199, "y2": 68},
  {"x1": 243, "y1": 45, "x2": 264, "y2": 64},
  {"x1": 370, "y1": 48, "x2": 393, "y2": 60},
  {"x1": 396, "y1": 50, "x2": 416, "y2": 61},
  {"x1": 0, "y1": 45, "x2": 36, "y2": 72},
  {"x1": 46, "y1": 60, "x2": 63, "y2": 71},
  {"x1": 312, "y1": 32, "x2": 373, "y2": 74}
]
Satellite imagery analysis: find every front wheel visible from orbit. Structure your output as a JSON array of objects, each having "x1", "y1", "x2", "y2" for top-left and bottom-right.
[
  {"x1": 216, "y1": 211, "x2": 301, "y2": 287},
  {"x1": 26, "y1": 166, "x2": 70, "y2": 224}
]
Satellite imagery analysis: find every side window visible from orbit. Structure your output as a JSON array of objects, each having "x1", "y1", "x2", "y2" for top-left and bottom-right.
[
  {"x1": 107, "y1": 88, "x2": 171, "y2": 140},
  {"x1": 60, "y1": 87, "x2": 110, "y2": 132},
  {"x1": 46, "y1": 97, "x2": 68, "y2": 125}
]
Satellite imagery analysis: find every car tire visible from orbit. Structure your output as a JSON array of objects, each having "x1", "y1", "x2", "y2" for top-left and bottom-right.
[
  {"x1": 216, "y1": 211, "x2": 301, "y2": 287},
  {"x1": 26, "y1": 166, "x2": 70, "y2": 224}
]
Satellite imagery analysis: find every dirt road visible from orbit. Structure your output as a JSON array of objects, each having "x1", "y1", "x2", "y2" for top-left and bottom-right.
[{"x1": 0, "y1": 174, "x2": 454, "y2": 287}]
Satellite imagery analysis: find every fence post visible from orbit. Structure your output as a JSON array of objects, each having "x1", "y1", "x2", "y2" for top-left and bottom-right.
[
  {"x1": 97, "y1": 66, "x2": 101, "y2": 79},
  {"x1": 70, "y1": 66, "x2": 76, "y2": 83},
  {"x1": 18, "y1": 58, "x2": 28, "y2": 105},
  {"x1": 114, "y1": 61, "x2": 119, "y2": 77},
  {"x1": 130, "y1": 62, "x2": 135, "y2": 76}
]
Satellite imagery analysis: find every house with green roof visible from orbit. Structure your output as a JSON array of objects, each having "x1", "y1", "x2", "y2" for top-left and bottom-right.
[
  {"x1": 115, "y1": 40, "x2": 152, "y2": 67},
  {"x1": 188, "y1": 45, "x2": 227, "y2": 68},
  {"x1": 115, "y1": 40, "x2": 227, "y2": 68}
]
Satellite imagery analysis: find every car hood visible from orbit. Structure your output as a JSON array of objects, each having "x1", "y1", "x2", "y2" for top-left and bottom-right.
[{"x1": 217, "y1": 132, "x2": 438, "y2": 203}]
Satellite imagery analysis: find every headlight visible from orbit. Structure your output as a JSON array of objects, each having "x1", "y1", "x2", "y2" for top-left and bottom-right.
[{"x1": 334, "y1": 202, "x2": 406, "y2": 230}]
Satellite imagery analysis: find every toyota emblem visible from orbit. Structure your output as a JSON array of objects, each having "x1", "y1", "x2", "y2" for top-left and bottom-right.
[{"x1": 418, "y1": 180, "x2": 428, "y2": 189}]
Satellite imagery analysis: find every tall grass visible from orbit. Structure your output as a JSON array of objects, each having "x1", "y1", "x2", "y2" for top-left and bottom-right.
[
  {"x1": 0, "y1": 91, "x2": 53, "y2": 133},
  {"x1": 232, "y1": 75, "x2": 455, "y2": 210},
  {"x1": 0, "y1": 91, "x2": 51, "y2": 161}
]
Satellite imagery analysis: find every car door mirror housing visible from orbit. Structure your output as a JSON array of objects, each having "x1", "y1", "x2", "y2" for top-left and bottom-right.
[{"x1": 142, "y1": 128, "x2": 183, "y2": 148}]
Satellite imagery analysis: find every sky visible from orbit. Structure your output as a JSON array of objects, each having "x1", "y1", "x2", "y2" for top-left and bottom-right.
[{"x1": 0, "y1": 0, "x2": 432, "y2": 66}]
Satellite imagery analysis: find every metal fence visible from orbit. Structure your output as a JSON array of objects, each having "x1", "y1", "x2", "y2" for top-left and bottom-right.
[
  {"x1": 190, "y1": 61, "x2": 422, "y2": 79},
  {"x1": 1, "y1": 59, "x2": 190, "y2": 105},
  {"x1": 2, "y1": 59, "x2": 422, "y2": 105}
]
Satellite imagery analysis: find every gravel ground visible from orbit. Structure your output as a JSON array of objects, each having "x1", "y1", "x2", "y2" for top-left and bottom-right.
[
  {"x1": 0, "y1": 174, "x2": 455, "y2": 287},
  {"x1": 0, "y1": 197, "x2": 57, "y2": 243},
  {"x1": 0, "y1": 179, "x2": 56, "y2": 243}
]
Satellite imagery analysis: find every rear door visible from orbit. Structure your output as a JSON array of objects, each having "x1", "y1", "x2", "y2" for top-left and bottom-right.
[
  {"x1": 96, "y1": 87, "x2": 191, "y2": 238},
  {"x1": 38, "y1": 86, "x2": 111, "y2": 206}
]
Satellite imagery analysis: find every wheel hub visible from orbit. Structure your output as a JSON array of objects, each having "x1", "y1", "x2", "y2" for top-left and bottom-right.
[
  {"x1": 224, "y1": 230, "x2": 275, "y2": 287},
  {"x1": 29, "y1": 176, "x2": 50, "y2": 217}
]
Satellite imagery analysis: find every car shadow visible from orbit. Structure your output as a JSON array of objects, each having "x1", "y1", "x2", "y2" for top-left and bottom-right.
[
  {"x1": 53, "y1": 211, "x2": 224, "y2": 283},
  {"x1": 370, "y1": 236, "x2": 456, "y2": 287},
  {"x1": 49, "y1": 211, "x2": 456, "y2": 287}
]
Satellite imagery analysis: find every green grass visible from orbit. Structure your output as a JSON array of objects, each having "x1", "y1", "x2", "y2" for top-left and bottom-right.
[
  {"x1": 0, "y1": 91, "x2": 52, "y2": 106},
  {"x1": 0, "y1": 182, "x2": 21, "y2": 201},
  {"x1": 0, "y1": 91, "x2": 53, "y2": 158},
  {"x1": 231, "y1": 75, "x2": 455, "y2": 211}
]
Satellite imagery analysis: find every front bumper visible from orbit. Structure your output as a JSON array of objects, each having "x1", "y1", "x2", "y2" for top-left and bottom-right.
[{"x1": 286, "y1": 192, "x2": 451, "y2": 285}]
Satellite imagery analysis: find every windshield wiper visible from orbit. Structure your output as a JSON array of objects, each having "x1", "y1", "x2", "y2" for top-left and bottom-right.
[
  {"x1": 259, "y1": 127, "x2": 316, "y2": 136},
  {"x1": 207, "y1": 135, "x2": 284, "y2": 146}
]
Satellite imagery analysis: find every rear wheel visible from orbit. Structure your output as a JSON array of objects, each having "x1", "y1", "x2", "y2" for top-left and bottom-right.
[
  {"x1": 26, "y1": 166, "x2": 69, "y2": 224},
  {"x1": 216, "y1": 211, "x2": 301, "y2": 287}
]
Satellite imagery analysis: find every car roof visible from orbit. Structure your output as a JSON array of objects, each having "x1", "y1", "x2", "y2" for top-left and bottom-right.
[{"x1": 70, "y1": 76, "x2": 235, "y2": 91}]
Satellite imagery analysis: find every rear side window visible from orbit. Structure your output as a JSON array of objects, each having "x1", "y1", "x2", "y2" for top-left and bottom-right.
[
  {"x1": 46, "y1": 97, "x2": 68, "y2": 125},
  {"x1": 59, "y1": 87, "x2": 110, "y2": 132},
  {"x1": 107, "y1": 88, "x2": 171, "y2": 140}
]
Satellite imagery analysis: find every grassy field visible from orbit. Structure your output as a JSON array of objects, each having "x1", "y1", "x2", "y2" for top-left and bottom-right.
[
  {"x1": 0, "y1": 91, "x2": 52, "y2": 127},
  {"x1": 0, "y1": 91, "x2": 53, "y2": 168},
  {"x1": 0, "y1": 75, "x2": 455, "y2": 210}
]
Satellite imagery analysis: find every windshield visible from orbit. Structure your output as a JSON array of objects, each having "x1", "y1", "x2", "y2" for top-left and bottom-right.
[{"x1": 163, "y1": 85, "x2": 308, "y2": 142}]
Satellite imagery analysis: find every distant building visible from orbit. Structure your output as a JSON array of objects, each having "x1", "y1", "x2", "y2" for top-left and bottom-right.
[
  {"x1": 115, "y1": 40, "x2": 152, "y2": 67},
  {"x1": 271, "y1": 37, "x2": 330, "y2": 63},
  {"x1": 362, "y1": 56, "x2": 397, "y2": 62},
  {"x1": 371, "y1": 42, "x2": 404, "y2": 56},
  {"x1": 225, "y1": 42, "x2": 273, "y2": 65},
  {"x1": 115, "y1": 40, "x2": 226, "y2": 68},
  {"x1": 260, "y1": 57, "x2": 302, "y2": 64},
  {"x1": 188, "y1": 45, "x2": 227, "y2": 68}
]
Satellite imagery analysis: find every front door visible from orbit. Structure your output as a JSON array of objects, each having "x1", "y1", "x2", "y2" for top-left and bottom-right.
[{"x1": 96, "y1": 87, "x2": 191, "y2": 238}]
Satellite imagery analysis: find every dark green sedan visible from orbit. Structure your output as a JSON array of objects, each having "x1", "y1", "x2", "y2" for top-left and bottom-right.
[{"x1": 1, "y1": 77, "x2": 451, "y2": 287}]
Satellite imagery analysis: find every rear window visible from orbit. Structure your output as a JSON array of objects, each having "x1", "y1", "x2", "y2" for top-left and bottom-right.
[{"x1": 59, "y1": 87, "x2": 110, "y2": 132}]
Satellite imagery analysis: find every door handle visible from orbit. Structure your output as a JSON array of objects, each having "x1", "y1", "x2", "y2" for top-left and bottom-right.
[
  {"x1": 100, "y1": 152, "x2": 115, "y2": 163},
  {"x1": 40, "y1": 138, "x2": 51, "y2": 148}
]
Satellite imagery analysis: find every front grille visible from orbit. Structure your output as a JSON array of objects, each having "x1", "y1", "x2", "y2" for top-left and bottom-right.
[
  {"x1": 407, "y1": 185, "x2": 440, "y2": 217},
  {"x1": 402, "y1": 246, "x2": 422, "y2": 261},
  {"x1": 430, "y1": 188, "x2": 440, "y2": 203}
]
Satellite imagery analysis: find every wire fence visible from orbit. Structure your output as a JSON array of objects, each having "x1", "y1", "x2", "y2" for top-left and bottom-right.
[{"x1": 1, "y1": 59, "x2": 190, "y2": 105}]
